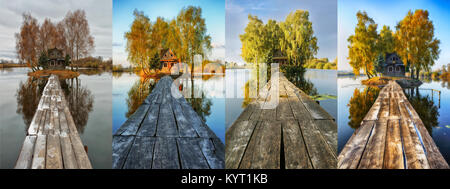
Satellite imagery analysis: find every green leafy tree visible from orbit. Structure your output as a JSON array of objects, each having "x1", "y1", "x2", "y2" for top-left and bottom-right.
[
  {"x1": 378, "y1": 25, "x2": 395, "y2": 55},
  {"x1": 64, "y1": 54, "x2": 71, "y2": 67},
  {"x1": 38, "y1": 52, "x2": 49, "y2": 69},
  {"x1": 279, "y1": 10, "x2": 318, "y2": 67},
  {"x1": 176, "y1": 6, "x2": 212, "y2": 77},
  {"x1": 374, "y1": 54, "x2": 384, "y2": 76},
  {"x1": 240, "y1": 15, "x2": 268, "y2": 66}
]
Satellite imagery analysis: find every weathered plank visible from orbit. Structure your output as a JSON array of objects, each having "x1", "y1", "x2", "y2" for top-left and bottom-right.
[
  {"x1": 227, "y1": 73, "x2": 337, "y2": 169},
  {"x1": 112, "y1": 135, "x2": 134, "y2": 169},
  {"x1": 225, "y1": 120, "x2": 257, "y2": 169},
  {"x1": 113, "y1": 76, "x2": 224, "y2": 169},
  {"x1": 123, "y1": 137, "x2": 156, "y2": 169},
  {"x1": 152, "y1": 137, "x2": 180, "y2": 169},
  {"x1": 339, "y1": 81, "x2": 448, "y2": 169},
  {"x1": 14, "y1": 136, "x2": 37, "y2": 169},
  {"x1": 282, "y1": 120, "x2": 312, "y2": 169}
]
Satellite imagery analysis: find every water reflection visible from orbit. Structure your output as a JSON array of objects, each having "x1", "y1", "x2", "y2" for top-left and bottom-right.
[
  {"x1": 15, "y1": 76, "x2": 95, "y2": 134},
  {"x1": 15, "y1": 77, "x2": 46, "y2": 131},
  {"x1": 347, "y1": 87, "x2": 380, "y2": 129},
  {"x1": 123, "y1": 74, "x2": 214, "y2": 122},
  {"x1": 404, "y1": 87, "x2": 439, "y2": 135},
  {"x1": 125, "y1": 77, "x2": 157, "y2": 117},
  {"x1": 241, "y1": 66, "x2": 319, "y2": 108}
]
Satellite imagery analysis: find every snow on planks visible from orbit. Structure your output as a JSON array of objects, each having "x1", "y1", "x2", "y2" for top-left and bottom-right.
[
  {"x1": 338, "y1": 81, "x2": 449, "y2": 169},
  {"x1": 15, "y1": 75, "x2": 92, "y2": 169},
  {"x1": 112, "y1": 76, "x2": 225, "y2": 169},
  {"x1": 225, "y1": 73, "x2": 337, "y2": 169}
]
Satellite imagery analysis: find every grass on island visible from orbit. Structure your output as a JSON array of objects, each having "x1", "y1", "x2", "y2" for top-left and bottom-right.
[
  {"x1": 28, "y1": 70, "x2": 80, "y2": 79},
  {"x1": 361, "y1": 76, "x2": 390, "y2": 86}
]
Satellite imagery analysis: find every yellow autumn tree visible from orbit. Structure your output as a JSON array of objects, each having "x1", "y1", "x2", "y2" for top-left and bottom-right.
[
  {"x1": 395, "y1": 9, "x2": 440, "y2": 79},
  {"x1": 347, "y1": 11, "x2": 378, "y2": 78}
]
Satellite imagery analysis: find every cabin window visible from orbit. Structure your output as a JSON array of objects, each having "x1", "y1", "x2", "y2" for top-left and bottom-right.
[
  {"x1": 388, "y1": 66, "x2": 393, "y2": 72},
  {"x1": 396, "y1": 66, "x2": 400, "y2": 72}
]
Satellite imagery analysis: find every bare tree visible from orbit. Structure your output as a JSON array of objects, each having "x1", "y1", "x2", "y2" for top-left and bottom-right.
[
  {"x1": 15, "y1": 13, "x2": 40, "y2": 71},
  {"x1": 63, "y1": 10, "x2": 94, "y2": 71}
]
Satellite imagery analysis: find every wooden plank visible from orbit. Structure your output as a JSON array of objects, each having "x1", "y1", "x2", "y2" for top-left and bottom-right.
[
  {"x1": 398, "y1": 101, "x2": 429, "y2": 169},
  {"x1": 69, "y1": 133, "x2": 92, "y2": 169},
  {"x1": 46, "y1": 134, "x2": 63, "y2": 169},
  {"x1": 314, "y1": 119, "x2": 337, "y2": 155},
  {"x1": 282, "y1": 120, "x2": 312, "y2": 169},
  {"x1": 14, "y1": 136, "x2": 37, "y2": 169},
  {"x1": 276, "y1": 87, "x2": 295, "y2": 120},
  {"x1": 338, "y1": 120, "x2": 375, "y2": 169},
  {"x1": 299, "y1": 119, "x2": 336, "y2": 169},
  {"x1": 123, "y1": 137, "x2": 156, "y2": 169},
  {"x1": 28, "y1": 110, "x2": 42, "y2": 135},
  {"x1": 60, "y1": 135, "x2": 78, "y2": 169},
  {"x1": 172, "y1": 100, "x2": 198, "y2": 137},
  {"x1": 177, "y1": 138, "x2": 210, "y2": 169},
  {"x1": 152, "y1": 137, "x2": 180, "y2": 169},
  {"x1": 180, "y1": 101, "x2": 216, "y2": 138},
  {"x1": 115, "y1": 104, "x2": 150, "y2": 136},
  {"x1": 59, "y1": 109, "x2": 69, "y2": 134},
  {"x1": 297, "y1": 91, "x2": 334, "y2": 120},
  {"x1": 137, "y1": 104, "x2": 159, "y2": 137},
  {"x1": 31, "y1": 134, "x2": 47, "y2": 169},
  {"x1": 383, "y1": 119, "x2": 404, "y2": 169},
  {"x1": 156, "y1": 101, "x2": 178, "y2": 137},
  {"x1": 225, "y1": 120, "x2": 257, "y2": 169},
  {"x1": 240, "y1": 121, "x2": 281, "y2": 169},
  {"x1": 200, "y1": 138, "x2": 225, "y2": 169},
  {"x1": 357, "y1": 120, "x2": 387, "y2": 169},
  {"x1": 112, "y1": 135, "x2": 134, "y2": 169}
]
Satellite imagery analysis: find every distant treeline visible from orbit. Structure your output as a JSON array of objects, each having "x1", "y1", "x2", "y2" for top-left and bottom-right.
[{"x1": 304, "y1": 58, "x2": 337, "y2": 70}]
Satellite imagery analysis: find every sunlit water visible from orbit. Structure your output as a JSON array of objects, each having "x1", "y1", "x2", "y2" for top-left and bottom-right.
[
  {"x1": 338, "y1": 75, "x2": 450, "y2": 163},
  {"x1": 0, "y1": 67, "x2": 112, "y2": 169}
]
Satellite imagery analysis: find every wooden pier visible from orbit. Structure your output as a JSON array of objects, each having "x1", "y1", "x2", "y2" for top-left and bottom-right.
[
  {"x1": 225, "y1": 73, "x2": 337, "y2": 169},
  {"x1": 113, "y1": 76, "x2": 225, "y2": 169},
  {"x1": 338, "y1": 81, "x2": 449, "y2": 169},
  {"x1": 15, "y1": 75, "x2": 92, "y2": 169}
]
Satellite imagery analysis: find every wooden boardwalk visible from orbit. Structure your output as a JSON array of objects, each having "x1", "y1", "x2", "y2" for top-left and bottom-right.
[
  {"x1": 225, "y1": 73, "x2": 337, "y2": 169},
  {"x1": 15, "y1": 75, "x2": 92, "y2": 169},
  {"x1": 338, "y1": 81, "x2": 449, "y2": 169},
  {"x1": 113, "y1": 76, "x2": 225, "y2": 169}
]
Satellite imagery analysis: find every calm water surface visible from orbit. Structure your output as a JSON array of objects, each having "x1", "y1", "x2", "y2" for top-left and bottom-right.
[
  {"x1": 113, "y1": 69, "x2": 337, "y2": 143},
  {"x1": 338, "y1": 76, "x2": 450, "y2": 163},
  {"x1": 0, "y1": 67, "x2": 112, "y2": 168},
  {"x1": 112, "y1": 72, "x2": 226, "y2": 143},
  {"x1": 225, "y1": 68, "x2": 337, "y2": 130}
]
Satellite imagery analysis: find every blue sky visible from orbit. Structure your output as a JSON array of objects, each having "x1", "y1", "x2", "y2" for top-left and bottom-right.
[
  {"x1": 339, "y1": 0, "x2": 450, "y2": 71},
  {"x1": 113, "y1": 0, "x2": 225, "y2": 66},
  {"x1": 226, "y1": 0, "x2": 337, "y2": 65}
]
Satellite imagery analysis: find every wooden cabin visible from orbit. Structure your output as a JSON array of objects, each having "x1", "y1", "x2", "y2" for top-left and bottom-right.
[
  {"x1": 160, "y1": 49, "x2": 181, "y2": 73},
  {"x1": 382, "y1": 52, "x2": 405, "y2": 77},
  {"x1": 272, "y1": 50, "x2": 288, "y2": 66},
  {"x1": 47, "y1": 48, "x2": 66, "y2": 70}
]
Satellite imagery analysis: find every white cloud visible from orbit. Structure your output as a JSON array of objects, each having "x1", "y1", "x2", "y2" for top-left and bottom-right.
[{"x1": 0, "y1": 0, "x2": 112, "y2": 61}]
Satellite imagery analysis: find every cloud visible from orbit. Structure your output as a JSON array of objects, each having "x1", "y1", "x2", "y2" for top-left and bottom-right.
[
  {"x1": 211, "y1": 42, "x2": 225, "y2": 49},
  {"x1": 0, "y1": 0, "x2": 112, "y2": 60}
]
